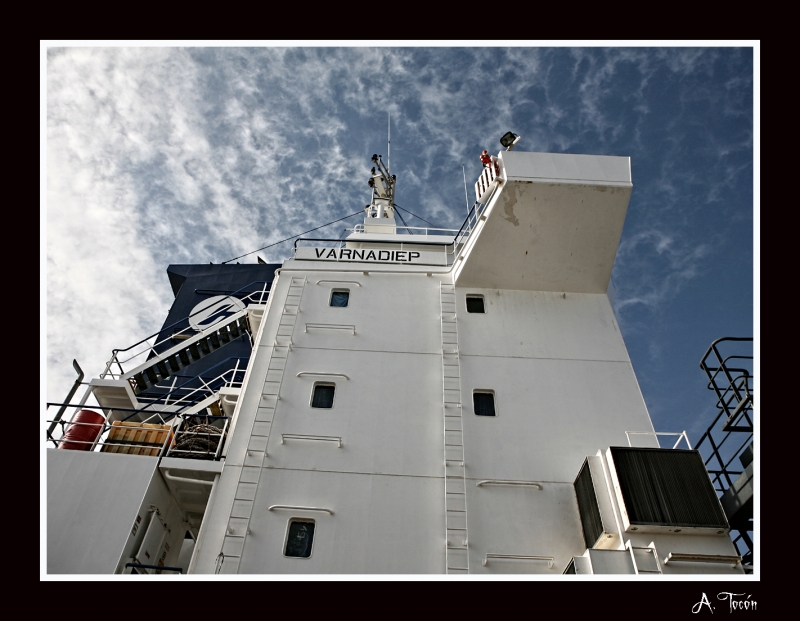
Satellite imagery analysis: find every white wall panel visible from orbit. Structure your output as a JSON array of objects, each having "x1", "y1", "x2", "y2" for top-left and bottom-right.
[
  {"x1": 239, "y1": 469, "x2": 444, "y2": 573},
  {"x1": 456, "y1": 289, "x2": 629, "y2": 362},
  {"x1": 466, "y1": 481, "x2": 584, "y2": 574},
  {"x1": 459, "y1": 355, "x2": 655, "y2": 482},
  {"x1": 264, "y1": 348, "x2": 443, "y2": 477}
]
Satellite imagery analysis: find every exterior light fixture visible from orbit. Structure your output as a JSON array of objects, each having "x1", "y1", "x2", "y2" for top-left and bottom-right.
[{"x1": 500, "y1": 131, "x2": 521, "y2": 151}]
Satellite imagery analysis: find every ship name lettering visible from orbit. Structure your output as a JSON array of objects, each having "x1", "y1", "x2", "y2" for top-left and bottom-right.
[{"x1": 309, "y1": 248, "x2": 422, "y2": 262}]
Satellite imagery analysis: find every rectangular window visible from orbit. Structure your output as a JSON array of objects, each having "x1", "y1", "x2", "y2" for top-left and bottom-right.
[
  {"x1": 284, "y1": 520, "x2": 315, "y2": 558},
  {"x1": 473, "y1": 391, "x2": 496, "y2": 416},
  {"x1": 311, "y1": 384, "x2": 335, "y2": 409},
  {"x1": 330, "y1": 290, "x2": 350, "y2": 307},
  {"x1": 466, "y1": 295, "x2": 485, "y2": 313}
]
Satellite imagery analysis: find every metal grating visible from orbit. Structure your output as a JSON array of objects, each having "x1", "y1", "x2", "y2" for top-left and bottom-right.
[
  {"x1": 610, "y1": 447, "x2": 728, "y2": 529},
  {"x1": 574, "y1": 458, "x2": 603, "y2": 548}
]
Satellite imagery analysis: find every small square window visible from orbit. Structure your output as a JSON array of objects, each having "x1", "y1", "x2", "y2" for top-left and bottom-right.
[
  {"x1": 473, "y1": 391, "x2": 496, "y2": 416},
  {"x1": 466, "y1": 295, "x2": 485, "y2": 313},
  {"x1": 330, "y1": 290, "x2": 349, "y2": 307},
  {"x1": 311, "y1": 384, "x2": 335, "y2": 409},
  {"x1": 284, "y1": 520, "x2": 315, "y2": 558}
]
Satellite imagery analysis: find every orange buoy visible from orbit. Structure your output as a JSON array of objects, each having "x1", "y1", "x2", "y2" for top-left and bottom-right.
[{"x1": 58, "y1": 409, "x2": 105, "y2": 451}]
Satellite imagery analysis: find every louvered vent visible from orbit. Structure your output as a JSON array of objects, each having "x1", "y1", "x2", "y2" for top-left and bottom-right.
[
  {"x1": 574, "y1": 458, "x2": 603, "y2": 549},
  {"x1": 609, "y1": 447, "x2": 728, "y2": 530}
]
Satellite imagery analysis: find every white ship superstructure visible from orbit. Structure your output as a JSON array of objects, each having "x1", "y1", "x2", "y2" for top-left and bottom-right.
[{"x1": 46, "y1": 145, "x2": 746, "y2": 575}]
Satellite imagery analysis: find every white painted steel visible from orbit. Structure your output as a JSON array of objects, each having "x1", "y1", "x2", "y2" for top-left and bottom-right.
[
  {"x1": 48, "y1": 149, "x2": 746, "y2": 576},
  {"x1": 483, "y1": 554, "x2": 554, "y2": 568},
  {"x1": 268, "y1": 505, "x2": 335, "y2": 515},
  {"x1": 440, "y1": 282, "x2": 470, "y2": 573}
]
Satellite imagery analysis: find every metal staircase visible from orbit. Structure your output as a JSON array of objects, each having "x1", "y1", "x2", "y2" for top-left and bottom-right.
[
  {"x1": 695, "y1": 337, "x2": 754, "y2": 573},
  {"x1": 126, "y1": 312, "x2": 251, "y2": 394},
  {"x1": 439, "y1": 282, "x2": 469, "y2": 574},
  {"x1": 218, "y1": 276, "x2": 306, "y2": 574}
]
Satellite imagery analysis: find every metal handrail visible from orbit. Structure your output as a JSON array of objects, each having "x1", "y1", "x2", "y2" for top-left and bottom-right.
[
  {"x1": 103, "y1": 280, "x2": 269, "y2": 377},
  {"x1": 280, "y1": 434, "x2": 342, "y2": 448},
  {"x1": 162, "y1": 470, "x2": 215, "y2": 486},
  {"x1": 108, "y1": 308, "x2": 251, "y2": 379},
  {"x1": 304, "y1": 323, "x2": 356, "y2": 334},
  {"x1": 476, "y1": 480, "x2": 543, "y2": 489},
  {"x1": 315, "y1": 280, "x2": 362, "y2": 286},
  {"x1": 296, "y1": 372, "x2": 349, "y2": 380},
  {"x1": 625, "y1": 430, "x2": 692, "y2": 450},
  {"x1": 293, "y1": 237, "x2": 458, "y2": 250},
  {"x1": 47, "y1": 360, "x2": 84, "y2": 441},
  {"x1": 350, "y1": 224, "x2": 461, "y2": 236},
  {"x1": 663, "y1": 553, "x2": 742, "y2": 568},
  {"x1": 625, "y1": 540, "x2": 662, "y2": 574},
  {"x1": 268, "y1": 505, "x2": 334, "y2": 515},
  {"x1": 125, "y1": 358, "x2": 248, "y2": 421},
  {"x1": 482, "y1": 554, "x2": 554, "y2": 568},
  {"x1": 125, "y1": 563, "x2": 183, "y2": 574}
]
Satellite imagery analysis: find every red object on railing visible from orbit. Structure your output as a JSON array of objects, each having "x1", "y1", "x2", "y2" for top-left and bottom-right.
[{"x1": 58, "y1": 409, "x2": 105, "y2": 451}]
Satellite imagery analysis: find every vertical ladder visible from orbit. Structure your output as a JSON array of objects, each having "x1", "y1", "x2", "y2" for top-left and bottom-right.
[
  {"x1": 626, "y1": 541, "x2": 663, "y2": 574},
  {"x1": 440, "y1": 282, "x2": 469, "y2": 574},
  {"x1": 217, "y1": 276, "x2": 306, "y2": 574}
]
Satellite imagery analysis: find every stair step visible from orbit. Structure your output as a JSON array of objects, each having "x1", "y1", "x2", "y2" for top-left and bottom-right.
[
  {"x1": 179, "y1": 349, "x2": 191, "y2": 366},
  {"x1": 219, "y1": 326, "x2": 231, "y2": 344},
  {"x1": 145, "y1": 367, "x2": 159, "y2": 384},
  {"x1": 156, "y1": 360, "x2": 169, "y2": 378},
  {"x1": 209, "y1": 333, "x2": 221, "y2": 348},
  {"x1": 167, "y1": 355, "x2": 181, "y2": 373}
]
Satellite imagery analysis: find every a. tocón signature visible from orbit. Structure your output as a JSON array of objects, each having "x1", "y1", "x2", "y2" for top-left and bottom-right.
[{"x1": 693, "y1": 592, "x2": 757, "y2": 613}]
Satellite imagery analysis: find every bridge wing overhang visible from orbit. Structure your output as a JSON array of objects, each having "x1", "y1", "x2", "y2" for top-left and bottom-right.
[{"x1": 454, "y1": 150, "x2": 632, "y2": 293}]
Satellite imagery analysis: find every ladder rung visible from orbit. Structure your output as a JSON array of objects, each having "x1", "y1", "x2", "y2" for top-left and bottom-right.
[{"x1": 447, "y1": 546, "x2": 468, "y2": 550}]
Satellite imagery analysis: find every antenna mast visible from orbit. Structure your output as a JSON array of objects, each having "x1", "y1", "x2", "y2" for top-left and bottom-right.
[
  {"x1": 463, "y1": 165, "x2": 470, "y2": 222},
  {"x1": 387, "y1": 112, "x2": 391, "y2": 176}
]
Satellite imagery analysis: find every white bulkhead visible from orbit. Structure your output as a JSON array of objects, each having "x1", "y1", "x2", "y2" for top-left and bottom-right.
[
  {"x1": 47, "y1": 148, "x2": 744, "y2": 575},
  {"x1": 187, "y1": 149, "x2": 742, "y2": 574}
]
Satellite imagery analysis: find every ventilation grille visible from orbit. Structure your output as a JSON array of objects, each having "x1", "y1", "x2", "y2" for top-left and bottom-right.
[
  {"x1": 610, "y1": 447, "x2": 728, "y2": 529},
  {"x1": 574, "y1": 458, "x2": 603, "y2": 548}
]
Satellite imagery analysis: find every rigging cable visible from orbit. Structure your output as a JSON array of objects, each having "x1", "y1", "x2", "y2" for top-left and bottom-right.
[
  {"x1": 393, "y1": 204, "x2": 438, "y2": 228},
  {"x1": 221, "y1": 211, "x2": 364, "y2": 264},
  {"x1": 394, "y1": 208, "x2": 413, "y2": 234}
]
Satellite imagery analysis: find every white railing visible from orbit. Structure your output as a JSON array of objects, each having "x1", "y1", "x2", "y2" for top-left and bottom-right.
[
  {"x1": 291, "y1": 166, "x2": 503, "y2": 269},
  {"x1": 625, "y1": 431, "x2": 692, "y2": 450},
  {"x1": 47, "y1": 413, "x2": 231, "y2": 460},
  {"x1": 135, "y1": 362, "x2": 246, "y2": 411},
  {"x1": 482, "y1": 554, "x2": 554, "y2": 568},
  {"x1": 351, "y1": 224, "x2": 460, "y2": 236},
  {"x1": 100, "y1": 283, "x2": 269, "y2": 380},
  {"x1": 475, "y1": 156, "x2": 502, "y2": 203}
]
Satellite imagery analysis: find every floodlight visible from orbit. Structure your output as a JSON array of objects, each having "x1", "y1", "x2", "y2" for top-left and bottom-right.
[{"x1": 500, "y1": 132, "x2": 521, "y2": 150}]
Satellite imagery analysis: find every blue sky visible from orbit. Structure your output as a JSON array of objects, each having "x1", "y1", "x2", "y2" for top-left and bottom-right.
[{"x1": 44, "y1": 44, "x2": 757, "y2": 443}]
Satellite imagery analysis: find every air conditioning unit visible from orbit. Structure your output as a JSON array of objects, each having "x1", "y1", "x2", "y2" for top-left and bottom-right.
[
  {"x1": 575, "y1": 447, "x2": 730, "y2": 550},
  {"x1": 605, "y1": 447, "x2": 730, "y2": 536},
  {"x1": 573, "y1": 454, "x2": 621, "y2": 550}
]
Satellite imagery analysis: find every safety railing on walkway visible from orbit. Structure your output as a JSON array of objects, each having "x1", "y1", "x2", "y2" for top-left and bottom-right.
[
  {"x1": 694, "y1": 336, "x2": 754, "y2": 573},
  {"x1": 100, "y1": 281, "x2": 270, "y2": 380}
]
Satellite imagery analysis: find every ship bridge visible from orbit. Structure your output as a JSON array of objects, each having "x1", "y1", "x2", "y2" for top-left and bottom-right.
[{"x1": 453, "y1": 150, "x2": 632, "y2": 293}]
